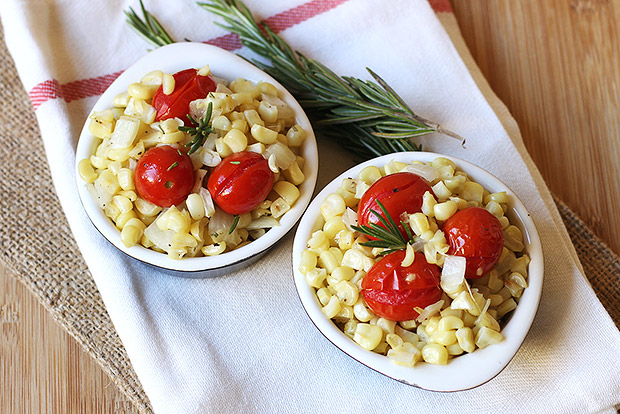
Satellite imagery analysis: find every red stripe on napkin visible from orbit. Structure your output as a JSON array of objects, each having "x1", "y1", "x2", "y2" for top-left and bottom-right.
[
  {"x1": 428, "y1": 0, "x2": 453, "y2": 13},
  {"x1": 207, "y1": 0, "x2": 349, "y2": 51},
  {"x1": 29, "y1": 72, "x2": 124, "y2": 110}
]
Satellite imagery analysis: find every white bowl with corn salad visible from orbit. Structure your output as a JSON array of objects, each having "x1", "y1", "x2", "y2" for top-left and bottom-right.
[
  {"x1": 75, "y1": 42, "x2": 318, "y2": 277},
  {"x1": 292, "y1": 152, "x2": 542, "y2": 391}
]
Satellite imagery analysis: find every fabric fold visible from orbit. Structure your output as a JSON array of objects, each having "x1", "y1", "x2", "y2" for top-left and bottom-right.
[{"x1": 1, "y1": 1, "x2": 619, "y2": 413}]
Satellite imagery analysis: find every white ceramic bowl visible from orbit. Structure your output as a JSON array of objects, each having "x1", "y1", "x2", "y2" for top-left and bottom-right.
[
  {"x1": 292, "y1": 152, "x2": 543, "y2": 391},
  {"x1": 76, "y1": 42, "x2": 318, "y2": 277}
]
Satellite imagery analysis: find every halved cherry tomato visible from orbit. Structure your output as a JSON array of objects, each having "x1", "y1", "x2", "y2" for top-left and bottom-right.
[
  {"x1": 151, "y1": 68, "x2": 217, "y2": 122},
  {"x1": 207, "y1": 151, "x2": 274, "y2": 215},
  {"x1": 134, "y1": 145, "x2": 194, "y2": 208},
  {"x1": 443, "y1": 207, "x2": 504, "y2": 279},
  {"x1": 361, "y1": 250, "x2": 442, "y2": 321},
  {"x1": 357, "y1": 172, "x2": 433, "y2": 238}
]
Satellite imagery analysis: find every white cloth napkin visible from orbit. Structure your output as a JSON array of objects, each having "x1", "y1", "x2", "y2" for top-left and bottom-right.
[{"x1": 2, "y1": 0, "x2": 620, "y2": 412}]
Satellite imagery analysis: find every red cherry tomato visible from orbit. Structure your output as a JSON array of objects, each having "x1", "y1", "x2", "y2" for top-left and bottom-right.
[
  {"x1": 361, "y1": 250, "x2": 442, "y2": 321},
  {"x1": 358, "y1": 172, "x2": 433, "y2": 238},
  {"x1": 151, "y1": 68, "x2": 217, "y2": 122},
  {"x1": 134, "y1": 145, "x2": 194, "y2": 208},
  {"x1": 443, "y1": 207, "x2": 504, "y2": 279},
  {"x1": 207, "y1": 151, "x2": 274, "y2": 215}
]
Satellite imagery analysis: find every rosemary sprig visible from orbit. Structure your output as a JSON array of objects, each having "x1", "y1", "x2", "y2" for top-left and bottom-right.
[
  {"x1": 178, "y1": 101, "x2": 214, "y2": 155},
  {"x1": 228, "y1": 215, "x2": 240, "y2": 234},
  {"x1": 124, "y1": 0, "x2": 174, "y2": 48},
  {"x1": 351, "y1": 200, "x2": 414, "y2": 255},
  {"x1": 125, "y1": 0, "x2": 465, "y2": 159}
]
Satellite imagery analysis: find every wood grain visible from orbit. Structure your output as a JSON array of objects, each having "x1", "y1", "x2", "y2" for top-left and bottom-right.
[
  {"x1": 3, "y1": 2, "x2": 620, "y2": 412},
  {"x1": 0, "y1": 261, "x2": 139, "y2": 413},
  {"x1": 451, "y1": 0, "x2": 620, "y2": 255}
]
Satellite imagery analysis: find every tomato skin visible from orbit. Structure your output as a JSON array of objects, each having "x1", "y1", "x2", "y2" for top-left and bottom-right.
[
  {"x1": 134, "y1": 145, "x2": 194, "y2": 208},
  {"x1": 357, "y1": 172, "x2": 433, "y2": 238},
  {"x1": 151, "y1": 68, "x2": 217, "y2": 122},
  {"x1": 361, "y1": 250, "x2": 442, "y2": 321},
  {"x1": 207, "y1": 151, "x2": 274, "y2": 215},
  {"x1": 443, "y1": 207, "x2": 504, "y2": 279}
]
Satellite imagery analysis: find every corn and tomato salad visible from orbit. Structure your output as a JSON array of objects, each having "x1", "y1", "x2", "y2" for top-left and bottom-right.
[
  {"x1": 78, "y1": 66, "x2": 307, "y2": 259},
  {"x1": 299, "y1": 157, "x2": 530, "y2": 367}
]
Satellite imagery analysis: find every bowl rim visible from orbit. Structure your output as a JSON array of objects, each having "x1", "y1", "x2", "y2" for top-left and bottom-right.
[
  {"x1": 75, "y1": 42, "x2": 318, "y2": 273},
  {"x1": 292, "y1": 151, "x2": 543, "y2": 392}
]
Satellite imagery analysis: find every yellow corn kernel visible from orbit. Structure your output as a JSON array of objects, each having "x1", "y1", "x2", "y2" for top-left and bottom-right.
[
  {"x1": 212, "y1": 115, "x2": 232, "y2": 132},
  {"x1": 222, "y1": 128, "x2": 248, "y2": 153},
  {"x1": 161, "y1": 131, "x2": 185, "y2": 144},
  {"x1": 328, "y1": 266, "x2": 355, "y2": 284},
  {"x1": 230, "y1": 117, "x2": 249, "y2": 133},
  {"x1": 320, "y1": 193, "x2": 346, "y2": 220},
  {"x1": 273, "y1": 181, "x2": 300, "y2": 206},
  {"x1": 316, "y1": 287, "x2": 332, "y2": 306},
  {"x1": 127, "y1": 82, "x2": 158, "y2": 100},
  {"x1": 321, "y1": 295, "x2": 342, "y2": 319},
  {"x1": 115, "y1": 210, "x2": 137, "y2": 230},
  {"x1": 202, "y1": 242, "x2": 226, "y2": 256},
  {"x1": 286, "y1": 124, "x2": 306, "y2": 147},
  {"x1": 475, "y1": 326, "x2": 503, "y2": 349},
  {"x1": 322, "y1": 217, "x2": 345, "y2": 241},
  {"x1": 432, "y1": 181, "x2": 452, "y2": 200},
  {"x1": 334, "y1": 280, "x2": 359, "y2": 306},
  {"x1": 431, "y1": 330, "x2": 457, "y2": 346},
  {"x1": 496, "y1": 298, "x2": 517, "y2": 318},
  {"x1": 335, "y1": 229, "x2": 355, "y2": 251},
  {"x1": 353, "y1": 323, "x2": 383, "y2": 351},
  {"x1": 387, "y1": 342, "x2": 422, "y2": 367},
  {"x1": 78, "y1": 159, "x2": 97, "y2": 183},
  {"x1": 433, "y1": 200, "x2": 458, "y2": 221},
  {"x1": 353, "y1": 298, "x2": 374, "y2": 322},
  {"x1": 318, "y1": 250, "x2": 340, "y2": 274},
  {"x1": 299, "y1": 250, "x2": 318, "y2": 274},
  {"x1": 358, "y1": 165, "x2": 382, "y2": 184},
  {"x1": 446, "y1": 342, "x2": 464, "y2": 356},
  {"x1": 282, "y1": 161, "x2": 305, "y2": 186},
  {"x1": 197, "y1": 65, "x2": 211, "y2": 77},
  {"x1": 112, "y1": 195, "x2": 133, "y2": 214},
  {"x1": 186, "y1": 193, "x2": 206, "y2": 221},
  {"x1": 135, "y1": 198, "x2": 162, "y2": 217},
  {"x1": 384, "y1": 160, "x2": 408, "y2": 175},
  {"x1": 162, "y1": 73, "x2": 175, "y2": 95},
  {"x1": 117, "y1": 168, "x2": 134, "y2": 190},
  {"x1": 421, "y1": 191, "x2": 437, "y2": 217},
  {"x1": 504, "y1": 225, "x2": 525, "y2": 252},
  {"x1": 244, "y1": 109, "x2": 264, "y2": 127},
  {"x1": 250, "y1": 124, "x2": 278, "y2": 144},
  {"x1": 160, "y1": 118, "x2": 180, "y2": 134},
  {"x1": 215, "y1": 138, "x2": 233, "y2": 158},
  {"x1": 455, "y1": 327, "x2": 475, "y2": 353},
  {"x1": 120, "y1": 218, "x2": 146, "y2": 247},
  {"x1": 270, "y1": 197, "x2": 290, "y2": 218},
  {"x1": 421, "y1": 344, "x2": 448, "y2": 365},
  {"x1": 113, "y1": 92, "x2": 130, "y2": 107},
  {"x1": 438, "y1": 315, "x2": 464, "y2": 331},
  {"x1": 258, "y1": 100, "x2": 278, "y2": 123},
  {"x1": 461, "y1": 181, "x2": 484, "y2": 203},
  {"x1": 306, "y1": 267, "x2": 327, "y2": 289},
  {"x1": 257, "y1": 81, "x2": 278, "y2": 96}
]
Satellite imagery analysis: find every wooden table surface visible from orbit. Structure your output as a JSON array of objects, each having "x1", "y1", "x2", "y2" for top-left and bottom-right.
[{"x1": 2, "y1": 1, "x2": 620, "y2": 412}]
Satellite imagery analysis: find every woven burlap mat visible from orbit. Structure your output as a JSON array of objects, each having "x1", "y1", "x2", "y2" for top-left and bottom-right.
[{"x1": 1, "y1": 27, "x2": 619, "y2": 414}]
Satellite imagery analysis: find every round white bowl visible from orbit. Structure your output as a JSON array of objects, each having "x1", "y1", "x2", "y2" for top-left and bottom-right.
[
  {"x1": 76, "y1": 42, "x2": 318, "y2": 278},
  {"x1": 292, "y1": 152, "x2": 543, "y2": 391}
]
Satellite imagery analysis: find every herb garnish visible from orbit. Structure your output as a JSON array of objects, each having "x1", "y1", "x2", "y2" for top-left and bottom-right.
[
  {"x1": 351, "y1": 200, "x2": 414, "y2": 255},
  {"x1": 228, "y1": 214, "x2": 240, "y2": 234},
  {"x1": 167, "y1": 161, "x2": 179, "y2": 171},
  {"x1": 125, "y1": 0, "x2": 464, "y2": 160},
  {"x1": 178, "y1": 101, "x2": 214, "y2": 155}
]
